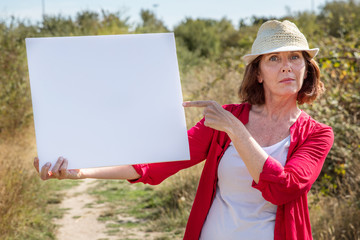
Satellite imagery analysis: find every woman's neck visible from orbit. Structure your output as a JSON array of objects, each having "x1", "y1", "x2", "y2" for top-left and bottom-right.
[{"x1": 252, "y1": 96, "x2": 301, "y2": 122}]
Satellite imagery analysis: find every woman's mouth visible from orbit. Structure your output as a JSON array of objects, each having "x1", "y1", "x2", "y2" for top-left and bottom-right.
[{"x1": 280, "y1": 78, "x2": 295, "y2": 83}]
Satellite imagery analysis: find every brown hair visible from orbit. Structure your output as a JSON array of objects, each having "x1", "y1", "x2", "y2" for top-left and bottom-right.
[{"x1": 238, "y1": 52, "x2": 324, "y2": 105}]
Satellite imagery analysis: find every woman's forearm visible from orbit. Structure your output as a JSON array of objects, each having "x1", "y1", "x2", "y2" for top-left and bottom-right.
[
  {"x1": 226, "y1": 120, "x2": 268, "y2": 184},
  {"x1": 182, "y1": 100, "x2": 267, "y2": 183},
  {"x1": 79, "y1": 165, "x2": 141, "y2": 180}
]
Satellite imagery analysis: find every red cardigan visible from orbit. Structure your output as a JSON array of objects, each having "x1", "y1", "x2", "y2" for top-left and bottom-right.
[{"x1": 130, "y1": 103, "x2": 334, "y2": 240}]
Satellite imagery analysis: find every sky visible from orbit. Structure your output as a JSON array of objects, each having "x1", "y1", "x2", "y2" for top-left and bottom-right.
[{"x1": 0, "y1": 0, "x2": 329, "y2": 30}]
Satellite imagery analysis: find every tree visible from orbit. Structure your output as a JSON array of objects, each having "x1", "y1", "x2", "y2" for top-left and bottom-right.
[
  {"x1": 75, "y1": 11, "x2": 100, "y2": 35},
  {"x1": 318, "y1": 0, "x2": 360, "y2": 37},
  {"x1": 135, "y1": 9, "x2": 168, "y2": 33}
]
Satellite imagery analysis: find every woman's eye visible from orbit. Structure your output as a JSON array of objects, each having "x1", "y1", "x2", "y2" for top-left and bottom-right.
[
  {"x1": 291, "y1": 55, "x2": 300, "y2": 60},
  {"x1": 269, "y1": 56, "x2": 278, "y2": 61}
]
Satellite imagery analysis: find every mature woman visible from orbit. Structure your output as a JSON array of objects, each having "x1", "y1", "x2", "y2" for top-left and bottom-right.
[{"x1": 35, "y1": 20, "x2": 334, "y2": 240}]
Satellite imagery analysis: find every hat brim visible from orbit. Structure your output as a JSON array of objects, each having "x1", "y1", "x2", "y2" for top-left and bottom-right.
[{"x1": 242, "y1": 46, "x2": 319, "y2": 65}]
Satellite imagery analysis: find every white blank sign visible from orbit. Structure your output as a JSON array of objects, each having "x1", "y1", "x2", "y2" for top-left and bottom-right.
[{"x1": 26, "y1": 33, "x2": 190, "y2": 170}]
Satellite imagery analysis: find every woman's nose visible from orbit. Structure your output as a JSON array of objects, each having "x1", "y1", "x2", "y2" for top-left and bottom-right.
[
  {"x1": 282, "y1": 67, "x2": 292, "y2": 73},
  {"x1": 281, "y1": 60, "x2": 292, "y2": 73}
]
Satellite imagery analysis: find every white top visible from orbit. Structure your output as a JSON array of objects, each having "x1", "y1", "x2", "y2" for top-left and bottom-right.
[{"x1": 200, "y1": 135, "x2": 291, "y2": 240}]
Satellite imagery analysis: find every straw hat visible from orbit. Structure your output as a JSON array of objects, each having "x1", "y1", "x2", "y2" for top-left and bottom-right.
[{"x1": 242, "y1": 20, "x2": 319, "y2": 65}]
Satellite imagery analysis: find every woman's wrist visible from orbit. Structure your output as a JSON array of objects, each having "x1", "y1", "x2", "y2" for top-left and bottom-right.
[
  {"x1": 64, "y1": 169, "x2": 86, "y2": 179},
  {"x1": 225, "y1": 118, "x2": 246, "y2": 141},
  {"x1": 77, "y1": 169, "x2": 86, "y2": 179}
]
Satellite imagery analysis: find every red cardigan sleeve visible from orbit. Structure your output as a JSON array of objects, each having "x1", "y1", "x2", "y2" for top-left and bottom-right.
[
  {"x1": 129, "y1": 117, "x2": 215, "y2": 185},
  {"x1": 252, "y1": 122, "x2": 334, "y2": 205}
]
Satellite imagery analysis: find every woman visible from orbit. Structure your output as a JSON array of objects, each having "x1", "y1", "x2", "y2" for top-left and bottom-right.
[{"x1": 35, "y1": 20, "x2": 334, "y2": 240}]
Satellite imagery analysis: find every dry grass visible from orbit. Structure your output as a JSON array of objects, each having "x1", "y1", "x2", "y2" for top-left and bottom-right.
[
  {"x1": 309, "y1": 193, "x2": 360, "y2": 240},
  {"x1": 0, "y1": 125, "x2": 56, "y2": 240}
]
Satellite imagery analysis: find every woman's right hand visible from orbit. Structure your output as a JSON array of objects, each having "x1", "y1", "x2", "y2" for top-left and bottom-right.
[{"x1": 34, "y1": 157, "x2": 82, "y2": 180}]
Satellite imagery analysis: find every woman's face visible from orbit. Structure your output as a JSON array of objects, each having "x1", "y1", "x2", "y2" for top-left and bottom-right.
[{"x1": 258, "y1": 51, "x2": 307, "y2": 100}]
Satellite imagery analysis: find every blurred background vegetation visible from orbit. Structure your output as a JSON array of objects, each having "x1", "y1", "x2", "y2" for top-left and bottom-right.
[{"x1": 0, "y1": 0, "x2": 359, "y2": 239}]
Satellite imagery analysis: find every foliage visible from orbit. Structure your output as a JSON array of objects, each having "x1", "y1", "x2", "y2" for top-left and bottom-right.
[
  {"x1": 41, "y1": 10, "x2": 131, "y2": 37},
  {"x1": 318, "y1": 0, "x2": 360, "y2": 38},
  {"x1": 305, "y1": 35, "x2": 360, "y2": 195},
  {"x1": 174, "y1": 18, "x2": 239, "y2": 58},
  {"x1": 41, "y1": 15, "x2": 77, "y2": 36},
  {"x1": 135, "y1": 9, "x2": 168, "y2": 33},
  {"x1": 98, "y1": 10, "x2": 130, "y2": 35},
  {"x1": 0, "y1": 20, "x2": 35, "y2": 132}
]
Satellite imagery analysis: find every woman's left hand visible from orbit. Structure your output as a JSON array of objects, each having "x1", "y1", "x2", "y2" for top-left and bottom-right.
[
  {"x1": 34, "y1": 157, "x2": 82, "y2": 180},
  {"x1": 183, "y1": 101, "x2": 238, "y2": 133}
]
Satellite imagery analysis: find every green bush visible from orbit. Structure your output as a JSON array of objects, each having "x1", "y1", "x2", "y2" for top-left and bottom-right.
[{"x1": 0, "y1": 21, "x2": 35, "y2": 132}]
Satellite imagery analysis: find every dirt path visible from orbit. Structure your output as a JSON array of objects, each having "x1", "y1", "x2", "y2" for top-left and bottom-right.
[
  {"x1": 54, "y1": 179, "x2": 117, "y2": 240},
  {"x1": 54, "y1": 179, "x2": 165, "y2": 240}
]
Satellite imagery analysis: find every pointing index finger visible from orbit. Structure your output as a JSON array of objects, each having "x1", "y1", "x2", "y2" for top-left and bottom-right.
[{"x1": 183, "y1": 101, "x2": 213, "y2": 108}]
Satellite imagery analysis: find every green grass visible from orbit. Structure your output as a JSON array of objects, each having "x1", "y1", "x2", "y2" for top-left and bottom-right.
[
  {"x1": 92, "y1": 181, "x2": 160, "y2": 220},
  {"x1": 44, "y1": 180, "x2": 81, "y2": 219},
  {"x1": 89, "y1": 178, "x2": 190, "y2": 239}
]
